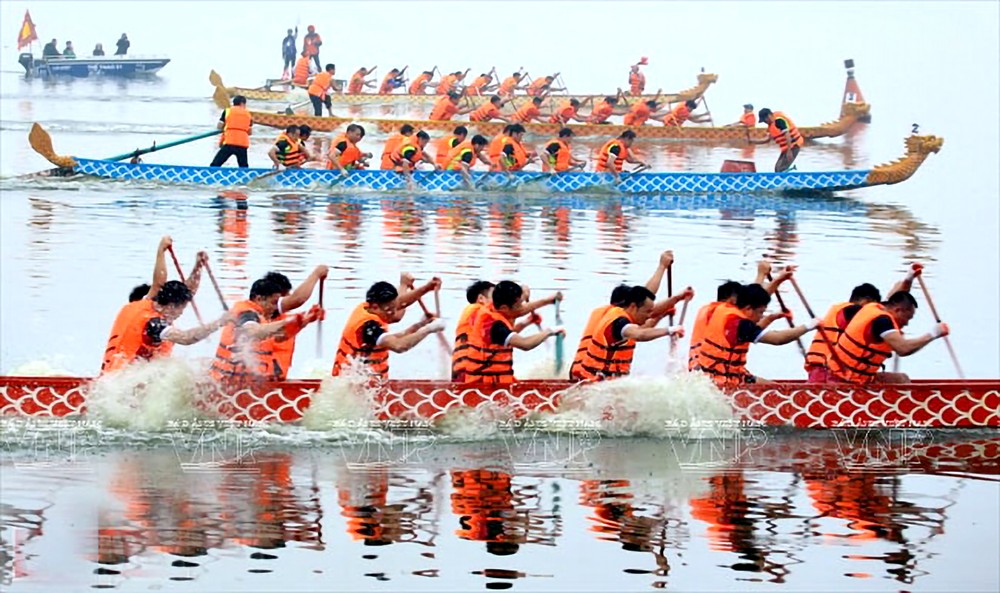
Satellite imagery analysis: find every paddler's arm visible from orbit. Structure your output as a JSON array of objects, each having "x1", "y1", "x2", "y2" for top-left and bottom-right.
[
  {"x1": 756, "y1": 317, "x2": 818, "y2": 345},
  {"x1": 518, "y1": 292, "x2": 563, "y2": 316},
  {"x1": 396, "y1": 277, "x2": 441, "y2": 310},
  {"x1": 240, "y1": 313, "x2": 311, "y2": 340},
  {"x1": 328, "y1": 147, "x2": 349, "y2": 176},
  {"x1": 508, "y1": 327, "x2": 564, "y2": 351},
  {"x1": 883, "y1": 322, "x2": 949, "y2": 356},
  {"x1": 216, "y1": 110, "x2": 226, "y2": 131},
  {"x1": 150, "y1": 235, "x2": 172, "y2": 298},
  {"x1": 763, "y1": 265, "x2": 796, "y2": 294},
  {"x1": 644, "y1": 250, "x2": 674, "y2": 294},
  {"x1": 279, "y1": 265, "x2": 329, "y2": 313},
  {"x1": 650, "y1": 287, "x2": 694, "y2": 319},
  {"x1": 185, "y1": 251, "x2": 207, "y2": 295},
  {"x1": 161, "y1": 312, "x2": 230, "y2": 345},
  {"x1": 379, "y1": 319, "x2": 446, "y2": 353},
  {"x1": 886, "y1": 263, "x2": 923, "y2": 297},
  {"x1": 755, "y1": 260, "x2": 771, "y2": 286},
  {"x1": 622, "y1": 324, "x2": 675, "y2": 342}
]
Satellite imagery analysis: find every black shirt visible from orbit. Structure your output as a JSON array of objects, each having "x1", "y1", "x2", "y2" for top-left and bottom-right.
[
  {"x1": 609, "y1": 316, "x2": 631, "y2": 343},
  {"x1": 489, "y1": 320, "x2": 513, "y2": 346},
  {"x1": 144, "y1": 317, "x2": 169, "y2": 345},
  {"x1": 735, "y1": 318, "x2": 763, "y2": 344},
  {"x1": 869, "y1": 314, "x2": 896, "y2": 342},
  {"x1": 361, "y1": 320, "x2": 386, "y2": 347}
]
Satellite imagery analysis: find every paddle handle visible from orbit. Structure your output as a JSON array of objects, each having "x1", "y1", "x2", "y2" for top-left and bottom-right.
[
  {"x1": 167, "y1": 246, "x2": 204, "y2": 324},
  {"x1": 417, "y1": 296, "x2": 450, "y2": 354},
  {"x1": 316, "y1": 278, "x2": 324, "y2": 358},
  {"x1": 789, "y1": 277, "x2": 843, "y2": 369},
  {"x1": 767, "y1": 273, "x2": 805, "y2": 357},
  {"x1": 915, "y1": 275, "x2": 964, "y2": 378},
  {"x1": 666, "y1": 267, "x2": 675, "y2": 326},
  {"x1": 554, "y1": 297, "x2": 564, "y2": 375},
  {"x1": 106, "y1": 129, "x2": 221, "y2": 162},
  {"x1": 202, "y1": 258, "x2": 228, "y2": 311}
]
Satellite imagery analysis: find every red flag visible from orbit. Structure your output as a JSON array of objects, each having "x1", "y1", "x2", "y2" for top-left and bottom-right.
[{"x1": 17, "y1": 10, "x2": 38, "y2": 50}]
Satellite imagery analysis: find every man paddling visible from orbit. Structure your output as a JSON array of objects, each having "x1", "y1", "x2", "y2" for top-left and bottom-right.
[
  {"x1": 210, "y1": 95, "x2": 253, "y2": 168},
  {"x1": 429, "y1": 92, "x2": 475, "y2": 121},
  {"x1": 469, "y1": 96, "x2": 511, "y2": 124},
  {"x1": 261, "y1": 267, "x2": 328, "y2": 380},
  {"x1": 307, "y1": 63, "x2": 337, "y2": 117},
  {"x1": 102, "y1": 237, "x2": 228, "y2": 374},
  {"x1": 542, "y1": 128, "x2": 587, "y2": 172},
  {"x1": 327, "y1": 124, "x2": 372, "y2": 175},
  {"x1": 595, "y1": 130, "x2": 648, "y2": 183},
  {"x1": 826, "y1": 286, "x2": 949, "y2": 385},
  {"x1": 332, "y1": 280, "x2": 446, "y2": 379},
  {"x1": 804, "y1": 264, "x2": 924, "y2": 382},
  {"x1": 378, "y1": 68, "x2": 406, "y2": 95},
  {"x1": 409, "y1": 70, "x2": 437, "y2": 95},
  {"x1": 725, "y1": 104, "x2": 757, "y2": 128},
  {"x1": 347, "y1": 66, "x2": 377, "y2": 94},
  {"x1": 749, "y1": 108, "x2": 804, "y2": 172},
  {"x1": 445, "y1": 134, "x2": 491, "y2": 188},
  {"x1": 434, "y1": 125, "x2": 468, "y2": 169},
  {"x1": 457, "y1": 281, "x2": 564, "y2": 384},
  {"x1": 662, "y1": 100, "x2": 711, "y2": 127},
  {"x1": 268, "y1": 125, "x2": 307, "y2": 169},
  {"x1": 380, "y1": 124, "x2": 416, "y2": 170}
]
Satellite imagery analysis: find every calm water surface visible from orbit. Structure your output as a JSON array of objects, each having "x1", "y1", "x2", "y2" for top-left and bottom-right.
[{"x1": 1, "y1": 2, "x2": 998, "y2": 591}]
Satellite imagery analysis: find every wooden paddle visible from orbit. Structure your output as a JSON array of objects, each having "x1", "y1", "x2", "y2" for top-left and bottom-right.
[
  {"x1": 316, "y1": 276, "x2": 325, "y2": 358},
  {"x1": 915, "y1": 275, "x2": 965, "y2": 378},
  {"x1": 788, "y1": 277, "x2": 849, "y2": 372},
  {"x1": 201, "y1": 256, "x2": 229, "y2": 311},
  {"x1": 554, "y1": 296, "x2": 564, "y2": 375},
  {"x1": 667, "y1": 265, "x2": 676, "y2": 353},
  {"x1": 416, "y1": 296, "x2": 451, "y2": 354},
  {"x1": 166, "y1": 246, "x2": 204, "y2": 324},
  {"x1": 766, "y1": 272, "x2": 805, "y2": 357}
]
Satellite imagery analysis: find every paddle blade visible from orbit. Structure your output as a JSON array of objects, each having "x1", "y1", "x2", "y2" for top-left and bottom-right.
[
  {"x1": 28, "y1": 123, "x2": 76, "y2": 168},
  {"x1": 208, "y1": 70, "x2": 223, "y2": 88}
]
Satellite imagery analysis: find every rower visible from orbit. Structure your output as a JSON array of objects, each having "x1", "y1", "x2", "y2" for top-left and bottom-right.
[
  {"x1": 446, "y1": 134, "x2": 491, "y2": 187},
  {"x1": 436, "y1": 69, "x2": 469, "y2": 95},
  {"x1": 696, "y1": 283, "x2": 821, "y2": 389},
  {"x1": 510, "y1": 97, "x2": 547, "y2": 124},
  {"x1": 469, "y1": 95, "x2": 511, "y2": 123},
  {"x1": 390, "y1": 131, "x2": 441, "y2": 185},
  {"x1": 662, "y1": 100, "x2": 711, "y2": 127},
  {"x1": 498, "y1": 72, "x2": 526, "y2": 97},
  {"x1": 268, "y1": 125, "x2": 307, "y2": 170},
  {"x1": 429, "y1": 92, "x2": 474, "y2": 121},
  {"x1": 588, "y1": 96, "x2": 621, "y2": 124},
  {"x1": 307, "y1": 63, "x2": 337, "y2": 117},
  {"x1": 488, "y1": 124, "x2": 533, "y2": 172},
  {"x1": 570, "y1": 285, "x2": 688, "y2": 382},
  {"x1": 724, "y1": 104, "x2": 757, "y2": 128},
  {"x1": 570, "y1": 250, "x2": 677, "y2": 378},
  {"x1": 209, "y1": 95, "x2": 253, "y2": 168},
  {"x1": 434, "y1": 125, "x2": 468, "y2": 169},
  {"x1": 542, "y1": 128, "x2": 587, "y2": 172},
  {"x1": 749, "y1": 108, "x2": 804, "y2": 172},
  {"x1": 102, "y1": 237, "x2": 224, "y2": 374},
  {"x1": 595, "y1": 130, "x2": 647, "y2": 183},
  {"x1": 347, "y1": 66, "x2": 377, "y2": 94},
  {"x1": 527, "y1": 75, "x2": 563, "y2": 97},
  {"x1": 628, "y1": 63, "x2": 646, "y2": 96},
  {"x1": 623, "y1": 100, "x2": 661, "y2": 127},
  {"x1": 826, "y1": 286, "x2": 949, "y2": 385},
  {"x1": 328, "y1": 124, "x2": 371, "y2": 175},
  {"x1": 408, "y1": 70, "x2": 437, "y2": 95},
  {"x1": 465, "y1": 72, "x2": 495, "y2": 96},
  {"x1": 331, "y1": 280, "x2": 446, "y2": 379},
  {"x1": 452, "y1": 281, "x2": 496, "y2": 380},
  {"x1": 688, "y1": 261, "x2": 792, "y2": 370},
  {"x1": 549, "y1": 98, "x2": 586, "y2": 124},
  {"x1": 458, "y1": 281, "x2": 564, "y2": 385},
  {"x1": 805, "y1": 264, "x2": 924, "y2": 382},
  {"x1": 261, "y1": 267, "x2": 328, "y2": 380},
  {"x1": 378, "y1": 68, "x2": 405, "y2": 95},
  {"x1": 298, "y1": 125, "x2": 316, "y2": 163},
  {"x1": 380, "y1": 124, "x2": 416, "y2": 170},
  {"x1": 210, "y1": 277, "x2": 322, "y2": 384},
  {"x1": 292, "y1": 51, "x2": 313, "y2": 85}
]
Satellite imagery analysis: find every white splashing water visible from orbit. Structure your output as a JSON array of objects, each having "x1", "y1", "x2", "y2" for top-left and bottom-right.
[
  {"x1": 5, "y1": 360, "x2": 75, "y2": 376},
  {"x1": 86, "y1": 358, "x2": 206, "y2": 431},
  {"x1": 300, "y1": 359, "x2": 381, "y2": 431}
]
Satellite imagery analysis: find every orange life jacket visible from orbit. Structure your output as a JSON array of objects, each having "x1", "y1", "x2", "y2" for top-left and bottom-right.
[
  {"x1": 327, "y1": 134, "x2": 363, "y2": 169},
  {"x1": 390, "y1": 139, "x2": 424, "y2": 171},
  {"x1": 489, "y1": 135, "x2": 527, "y2": 171},
  {"x1": 498, "y1": 76, "x2": 519, "y2": 96},
  {"x1": 542, "y1": 138, "x2": 572, "y2": 172},
  {"x1": 466, "y1": 75, "x2": 491, "y2": 95},
  {"x1": 267, "y1": 310, "x2": 306, "y2": 380},
  {"x1": 221, "y1": 106, "x2": 252, "y2": 148},
  {"x1": 347, "y1": 71, "x2": 365, "y2": 94},
  {"x1": 629, "y1": 71, "x2": 645, "y2": 95},
  {"x1": 459, "y1": 305, "x2": 514, "y2": 384},
  {"x1": 827, "y1": 303, "x2": 899, "y2": 384},
  {"x1": 662, "y1": 103, "x2": 692, "y2": 127},
  {"x1": 332, "y1": 303, "x2": 390, "y2": 377},
  {"x1": 511, "y1": 102, "x2": 541, "y2": 123},
  {"x1": 101, "y1": 299, "x2": 174, "y2": 373},
  {"x1": 590, "y1": 101, "x2": 614, "y2": 123},
  {"x1": 550, "y1": 101, "x2": 577, "y2": 124},
  {"x1": 569, "y1": 304, "x2": 613, "y2": 379},
  {"x1": 595, "y1": 138, "x2": 628, "y2": 172},
  {"x1": 527, "y1": 78, "x2": 548, "y2": 96},
  {"x1": 303, "y1": 33, "x2": 321, "y2": 56},
  {"x1": 740, "y1": 112, "x2": 756, "y2": 127},
  {"x1": 804, "y1": 302, "x2": 854, "y2": 370},
  {"x1": 437, "y1": 74, "x2": 458, "y2": 95},
  {"x1": 572, "y1": 306, "x2": 636, "y2": 381},
  {"x1": 209, "y1": 300, "x2": 278, "y2": 382},
  {"x1": 308, "y1": 71, "x2": 333, "y2": 98},
  {"x1": 446, "y1": 139, "x2": 480, "y2": 171},
  {"x1": 696, "y1": 305, "x2": 753, "y2": 389},
  {"x1": 689, "y1": 301, "x2": 726, "y2": 371},
  {"x1": 293, "y1": 56, "x2": 311, "y2": 85},
  {"x1": 469, "y1": 101, "x2": 501, "y2": 122},
  {"x1": 622, "y1": 102, "x2": 651, "y2": 126},
  {"x1": 451, "y1": 303, "x2": 486, "y2": 380},
  {"x1": 275, "y1": 132, "x2": 306, "y2": 167},
  {"x1": 429, "y1": 96, "x2": 459, "y2": 121},
  {"x1": 378, "y1": 73, "x2": 396, "y2": 95},
  {"x1": 409, "y1": 72, "x2": 432, "y2": 95},
  {"x1": 435, "y1": 134, "x2": 463, "y2": 168},
  {"x1": 767, "y1": 111, "x2": 804, "y2": 151},
  {"x1": 379, "y1": 133, "x2": 409, "y2": 170}
]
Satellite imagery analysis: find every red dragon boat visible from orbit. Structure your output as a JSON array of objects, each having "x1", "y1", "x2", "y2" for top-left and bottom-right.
[{"x1": 1, "y1": 376, "x2": 997, "y2": 429}]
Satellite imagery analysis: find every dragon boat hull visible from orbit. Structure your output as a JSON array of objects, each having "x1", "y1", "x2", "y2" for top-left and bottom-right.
[{"x1": 1, "y1": 376, "x2": 997, "y2": 429}]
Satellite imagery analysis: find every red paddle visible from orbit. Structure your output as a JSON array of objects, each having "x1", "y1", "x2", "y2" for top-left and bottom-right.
[
  {"x1": 202, "y1": 257, "x2": 228, "y2": 311},
  {"x1": 316, "y1": 276, "x2": 325, "y2": 357},
  {"x1": 766, "y1": 272, "x2": 805, "y2": 357},
  {"x1": 166, "y1": 245, "x2": 204, "y2": 324},
  {"x1": 915, "y1": 275, "x2": 965, "y2": 379}
]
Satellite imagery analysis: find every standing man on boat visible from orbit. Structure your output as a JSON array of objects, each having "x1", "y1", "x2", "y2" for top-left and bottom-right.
[
  {"x1": 281, "y1": 27, "x2": 298, "y2": 79},
  {"x1": 115, "y1": 34, "x2": 129, "y2": 56},
  {"x1": 628, "y1": 62, "x2": 647, "y2": 96},
  {"x1": 102, "y1": 236, "x2": 228, "y2": 374},
  {"x1": 825, "y1": 285, "x2": 949, "y2": 385},
  {"x1": 307, "y1": 63, "x2": 337, "y2": 116},
  {"x1": 332, "y1": 280, "x2": 445, "y2": 379},
  {"x1": 749, "y1": 108, "x2": 804, "y2": 172},
  {"x1": 210, "y1": 95, "x2": 253, "y2": 168},
  {"x1": 303, "y1": 25, "x2": 322, "y2": 71}
]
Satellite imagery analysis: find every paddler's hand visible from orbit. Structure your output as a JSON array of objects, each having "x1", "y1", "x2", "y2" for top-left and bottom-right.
[
  {"x1": 774, "y1": 264, "x2": 797, "y2": 283},
  {"x1": 803, "y1": 317, "x2": 822, "y2": 331},
  {"x1": 426, "y1": 319, "x2": 446, "y2": 333},
  {"x1": 529, "y1": 312, "x2": 542, "y2": 326},
  {"x1": 929, "y1": 322, "x2": 950, "y2": 339},
  {"x1": 400, "y1": 272, "x2": 416, "y2": 290},
  {"x1": 659, "y1": 250, "x2": 674, "y2": 269},
  {"x1": 159, "y1": 235, "x2": 173, "y2": 252},
  {"x1": 680, "y1": 286, "x2": 695, "y2": 301},
  {"x1": 314, "y1": 264, "x2": 329, "y2": 279},
  {"x1": 667, "y1": 325, "x2": 685, "y2": 338},
  {"x1": 549, "y1": 291, "x2": 563, "y2": 305},
  {"x1": 303, "y1": 304, "x2": 325, "y2": 323},
  {"x1": 907, "y1": 262, "x2": 924, "y2": 281},
  {"x1": 757, "y1": 259, "x2": 772, "y2": 278},
  {"x1": 547, "y1": 326, "x2": 566, "y2": 338},
  {"x1": 427, "y1": 276, "x2": 443, "y2": 292}
]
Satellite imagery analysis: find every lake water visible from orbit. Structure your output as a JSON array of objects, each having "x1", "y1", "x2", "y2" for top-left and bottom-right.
[{"x1": 1, "y1": 1, "x2": 998, "y2": 591}]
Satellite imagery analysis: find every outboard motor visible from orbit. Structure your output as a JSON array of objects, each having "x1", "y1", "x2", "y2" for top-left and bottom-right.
[{"x1": 18, "y1": 53, "x2": 34, "y2": 76}]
